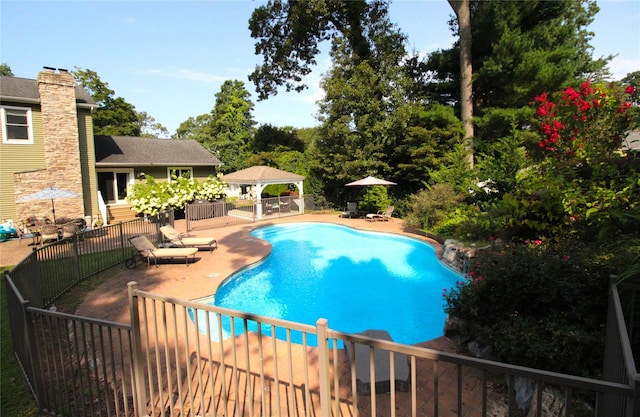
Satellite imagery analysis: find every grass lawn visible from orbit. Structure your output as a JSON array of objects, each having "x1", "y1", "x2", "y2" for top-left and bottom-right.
[
  {"x1": 1, "y1": 266, "x2": 39, "y2": 417},
  {"x1": 1, "y1": 261, "x2": 126, "y2": 416}
]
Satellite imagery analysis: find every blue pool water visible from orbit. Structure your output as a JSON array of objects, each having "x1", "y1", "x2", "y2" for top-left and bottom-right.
[{"x1": 196, "y1": 223, "x2": 462, "y2": 345}]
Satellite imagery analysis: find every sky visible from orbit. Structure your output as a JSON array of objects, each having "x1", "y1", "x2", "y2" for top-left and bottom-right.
[{"x1": 2, "y1": 0, "x2": 639, "y2": 136}]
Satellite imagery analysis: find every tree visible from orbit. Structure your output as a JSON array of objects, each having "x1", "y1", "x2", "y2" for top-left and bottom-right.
[
  {"x1": 0, "y1": 63, "x2": 14, "y2": 76},
  {"x1": 391, "y1": 103, "x2": 465, "y2": 192},
  {"x1": 137, "y1": 111, "x2": 170, "y2": 138},
  {"x1": 425, "y1": 1, "x2": 607, "y2": 113},
  {"x1": 173, "y1": 79, "x2": 256, "y2": 172},
  {"x1": 72, "y1": 67, "x2": 141, "y2": 136},
  {"x1": 174, "y1": 113, "x2": 215, "y2": 142},
  {"x1": 448, "y1": 0, "x2": 474, "y2": 166},
  {"x1": 175, "y1": 80, "x2": 256, "y2": 172},
  {"x1": 209, "y1": 80, "x2": 256, "y2": 173},
  {"x1": 312, "y1": 16, "x2": 409, "y2": 203},
  {"x1": 250, "y1": 124, "x2": 304, "y2": 153},
  {"x1": 249, "y1": 0, "x2": 390, "y2": 100}
]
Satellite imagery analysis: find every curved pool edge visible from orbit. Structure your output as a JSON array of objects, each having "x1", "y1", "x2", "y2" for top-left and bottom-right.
[{"x1": 200, "y1": 219, "x2": 445, "y2": 302}]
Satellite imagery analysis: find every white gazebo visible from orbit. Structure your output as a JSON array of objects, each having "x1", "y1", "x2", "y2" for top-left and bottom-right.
[{"x1": 222, "y1": 166, "x2": 305, "y2": 219}]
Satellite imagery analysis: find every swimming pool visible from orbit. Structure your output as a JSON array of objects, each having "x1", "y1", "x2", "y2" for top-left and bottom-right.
[{"x1": 195, "y1": 222, "x2": 462, "y2": 345}]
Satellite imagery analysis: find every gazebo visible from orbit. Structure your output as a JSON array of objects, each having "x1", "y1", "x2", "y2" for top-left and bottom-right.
[{"x1": 222, "y1": 166, "x2": 305, "y2": 219}]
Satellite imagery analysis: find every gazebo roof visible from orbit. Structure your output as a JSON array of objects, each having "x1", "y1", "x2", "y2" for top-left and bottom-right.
[{"x1": 222, "y1": 166, "x2": 305, "y2": 184}]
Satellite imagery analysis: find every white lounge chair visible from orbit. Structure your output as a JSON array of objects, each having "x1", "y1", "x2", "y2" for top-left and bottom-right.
[
  {"x1": 365, "y1": 206, "x2": 394, "y2": 222},
  {"x1": 159, "y1": 225, "x2": 217, "y2": 252},
  {"x1": 129, "y1": 235, "x2": 198, "y2": 267}
]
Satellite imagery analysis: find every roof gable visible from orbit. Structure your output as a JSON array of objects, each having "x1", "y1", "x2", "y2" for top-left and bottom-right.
[
  {"x1": 222, "y1": 166, "x2": 304, "y2": 183},
  {"x1": 94, "y1": 135, "x2": 223, "y2": 166}
]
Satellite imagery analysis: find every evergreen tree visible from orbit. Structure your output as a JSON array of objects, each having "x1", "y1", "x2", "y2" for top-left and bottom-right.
[
  {"x1": 210, "y1": 80, "x2": 256, "y2": 173},
  {"x1": 424, "y1": 0, "x2": 608, "y2": 113},
  {"x1": 313, "y1": 15, "x2": 408, "y2": 203},
  {"x1": 174, "y1": 80, "x2": 255, "y2": 172}
]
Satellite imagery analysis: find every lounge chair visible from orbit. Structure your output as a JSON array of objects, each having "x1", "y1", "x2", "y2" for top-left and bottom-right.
[
  {"x1": 340, "y1": 202, "x2": 358, "y2": 218},
  {"x1": 159, "y1": 225, "x2": 217, "y2": 252},
  {"x1": 129, "y1": 235, "x2": 198, "y2": 267},
  {"x1": 365, "y1": 206, "x2": 394, "y2": 222}
]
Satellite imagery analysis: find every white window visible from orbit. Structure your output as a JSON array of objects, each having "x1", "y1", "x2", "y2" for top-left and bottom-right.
[
  {"x1": 168, "y1": 167, "x2": 192, "y2": 180},
  {"x1": 97, "y1": 170, "x2": 133, "y2": 204},
  {"x1": 1, "y1": 106, "x2": 34, "y2": 144}
]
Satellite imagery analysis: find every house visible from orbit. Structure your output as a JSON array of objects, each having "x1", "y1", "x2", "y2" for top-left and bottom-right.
[
  {"x1": 0, "y1": 69, "x2": 98, "y2": 223},
  {"x1": 94, "y1": 135, "x2": 222, "y2": 222},
  {"x1": 0, "y1": 68, "x2": 222, "y2": 225}
]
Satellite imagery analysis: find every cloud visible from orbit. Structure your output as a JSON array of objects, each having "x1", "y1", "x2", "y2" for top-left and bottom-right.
[
  {"x1": 141, "y1": 67, "x2": 228, "y2": 83},
  {"x1": 608, "y1": 57, "x2": 640, "y2": 80}
]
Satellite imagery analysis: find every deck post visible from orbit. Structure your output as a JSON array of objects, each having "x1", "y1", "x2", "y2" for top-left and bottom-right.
[
  {"x1": 316, "y1": 318, "x2": 331, "y2": 417},
  {"x1": 128, "y1": 281, "x2": 148, "y2": 415}
]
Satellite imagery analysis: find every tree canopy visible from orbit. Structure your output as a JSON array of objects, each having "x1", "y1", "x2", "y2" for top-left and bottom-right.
[
  {"x1": 175, "y1": 80, "x2": 256, "y2": 173},
  {"x1": 424, "y1": 0, "x2": 608, "y2": 113},
  {"x1": 72, "y1": 67, "x2": 168, "y2": 137},
  {"x1": 249, "y1": 0, "x2": 392, "y2": 100},
  {"x1": 0, "y1": 63, "x2": 14, "y2": 76}
]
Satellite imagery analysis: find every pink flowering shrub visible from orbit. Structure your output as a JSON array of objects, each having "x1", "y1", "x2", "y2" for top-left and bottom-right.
[
  {"x1": 533, "y1": 81, "x2": 634, "y2": 161},
  {"x1": 496, "y1": 81, "x2": 638, "y2": 238}
]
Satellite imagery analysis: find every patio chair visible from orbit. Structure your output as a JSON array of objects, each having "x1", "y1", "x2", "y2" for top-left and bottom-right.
[
  {"x1": 61, "y1": 222, "x2": 80, "y2": 240},
  {"x1": 40, "y1": 224, "x2": 60, "y2": 244},
  {"x1": 16, "y1": 222, "x2": 38, "y2": 246},
  {"x1": 159, "y1": 225, "x2": 217, "y2": 252},
  {"x1": 340, "y1": 202, "x2": 358, "y2": 218},
  {"x1": 129, "y1": 235, "x2": 198, "y2": 267},
  {"x1": 365, "y1": 206, "x2": 394, "y2": 222}
]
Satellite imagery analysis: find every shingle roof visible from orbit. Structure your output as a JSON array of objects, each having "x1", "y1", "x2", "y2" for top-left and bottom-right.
[
  {"x1": 222, "y1": 166, "x2": 305, "y2": 183},
  {"x1": 0, "y1": 75, "x2": 96, "y2": 105},
  {"x1": 95, "y1": 136, "x2": 223, "y2": 167}
]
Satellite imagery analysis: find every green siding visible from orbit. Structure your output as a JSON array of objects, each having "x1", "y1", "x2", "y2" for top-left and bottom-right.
[
  {"x1": 0, "y1": 103, "x2": 45, "y2": 221},
  {"x1": 77, "y1": 110, "x2": 99, "y2": 217}
]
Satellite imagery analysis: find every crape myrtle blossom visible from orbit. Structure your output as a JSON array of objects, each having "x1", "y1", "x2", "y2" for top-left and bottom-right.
[{"x1": 533, "y1": 81, "x2": 635, "y2": 161}]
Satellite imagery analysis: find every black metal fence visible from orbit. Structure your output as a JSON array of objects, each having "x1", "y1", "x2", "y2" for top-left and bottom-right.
[{"x1": 9, "y1": 211, "x2": 173, "y2": 309}]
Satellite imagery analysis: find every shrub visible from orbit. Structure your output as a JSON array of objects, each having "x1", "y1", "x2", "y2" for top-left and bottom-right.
[
  {"x1": 404, "y1": 184, "x2": 463, "y2": 231},
  {"x1": 127, "y1": 174, "x2": 227, "y2": 215},
  {"x1": 357, "y1": 185, "x2": 391, "y2": 214},
  {"x1": 444, "y1": 237, "x2": 616, "y2": 377}
]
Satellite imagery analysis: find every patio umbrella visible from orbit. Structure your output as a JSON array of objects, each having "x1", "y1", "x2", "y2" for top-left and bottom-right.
[
  {"x1": 18, "y1": 187, "x2": 80, "y2": 222},
  {"x1": 346, "y1": 175, "x2": 397, "y2": 186}
]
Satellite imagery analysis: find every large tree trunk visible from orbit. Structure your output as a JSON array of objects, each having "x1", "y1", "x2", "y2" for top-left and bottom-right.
[{"x1": 448, "y1": 0, "x2": 474, "y2": 167}]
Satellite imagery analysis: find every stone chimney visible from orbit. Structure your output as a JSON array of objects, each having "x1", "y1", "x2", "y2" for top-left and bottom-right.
[{"x1": 14, "y1": 68, "x2": 84, "y2": 221}]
